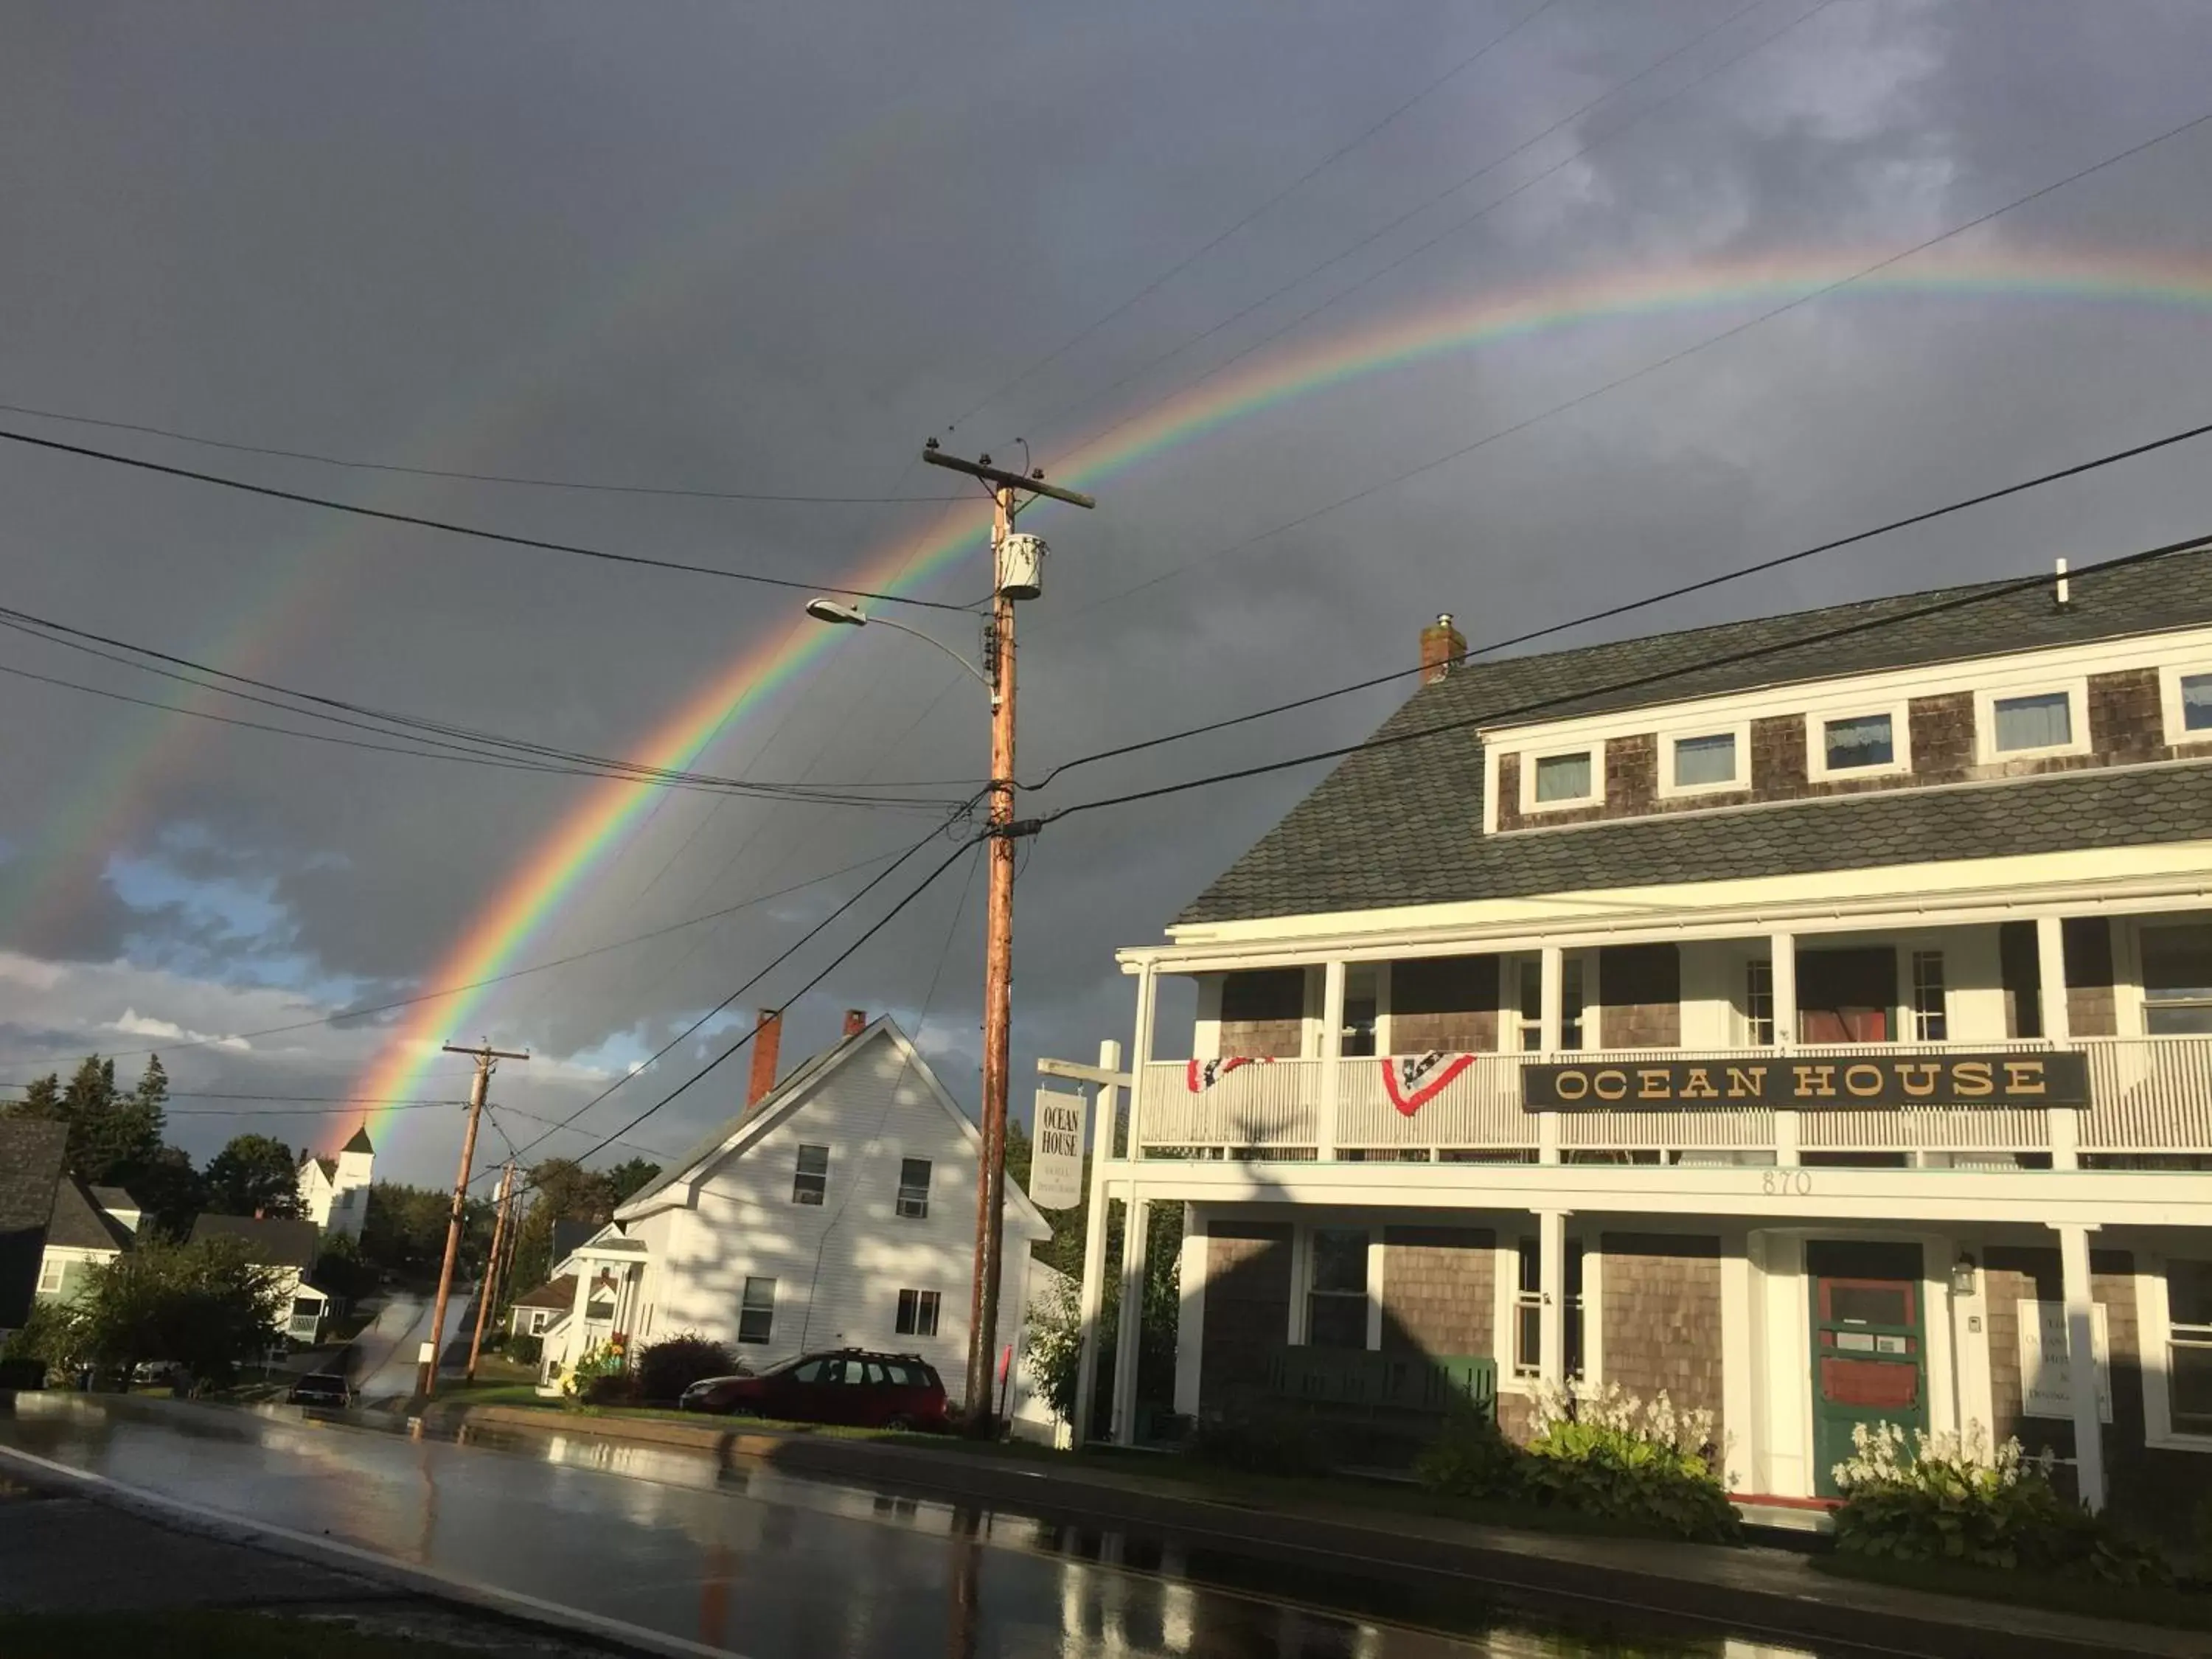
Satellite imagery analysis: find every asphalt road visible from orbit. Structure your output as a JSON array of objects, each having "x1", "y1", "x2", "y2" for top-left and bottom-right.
[
  {"x1": 340, "y1": 1293, "x2": 432, "y2": 1402},
  {"x1": 0, "y1": 1394, "x2": 1815, "y2": 1659}
]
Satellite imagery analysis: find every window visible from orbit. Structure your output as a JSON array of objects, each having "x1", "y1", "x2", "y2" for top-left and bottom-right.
[
  {"x1": 1514, "y1": 957, "x2": 1585, "y2": 1051},
  {"x1": 2142, "y1": 925, "x2": 2212, "y2": 1035},
  {"x1": 1910, "y1": 950, "x2": 1948, "y2": 1041},
  {"x1": 1670, "y1": 731, "x2": 1739, "y2": 791},
  {"x1": 791, "y1": 1144, "x2": 830, "y2": 1206},
  {"x1": 1306, "y1": 1228, "x2": 1369, "y2": 1349},
  {"x1": 896, "y1": 1158, "x2": 932, "y2": 1219},
  {"x1": 738, "y1": 1276, "x2": 776, "y2": 1344},
  {"x1": 1512, "y1": 1237, "x2": 1584, "y2": 1379},
  {"x1": 292, "y1": 1296, "x2": 321, "y2": 1320},
  {"x1": 1529, "y1": 748, "x2": 1597, "y2": 807},
  {"x1": 896, "y1": 1289, "x2": 941, "y2": 1338},
  {"x1": 1341, "y1": 964, "x2": 1379, "y2": 1057},
  {"x1": 1744, "y1": 960, "x2": 1775, "y2": 1046},
  {"x1": 36, "y1": 1257, "x2": 63, "y2": 1294},
  {"x1": 2183, "y1": 674, "x2": 2212, "y2": 734},
  {"x1": 1992, "y1": 690, "x2": 2073, "y2": 754},
  {"x1": 2168, "y1": 1260, "x2": 2212, "y2": 1436},
  {"x1": 1823, "y1": 712, "x2": 1894, "y2": 771}
]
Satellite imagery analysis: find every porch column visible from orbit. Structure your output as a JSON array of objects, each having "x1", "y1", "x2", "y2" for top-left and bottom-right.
[
  {"x1": 2036, "y1": 917, "x2": 2080, "y2": 1170},
  {"x1": 2053, "y1": 1222, "x2": 2105, "y2": 1511},
  {"x1": 1537, "y1": 1209, "x2": 1571, "y2": 1386},
  {"x1": 560, "y1": 1263, "x2": 592, "y2": 1377},
  {"x1": 1539, "y1": 947, "x2": 1564, "y2": 1166},
  {"x1": 1110, "y1": 1190, "x2": 1152, "y2": 1445},
  {"x1": 1127, "y1": 963, "x2": 1158, "y2": 1158},
  {"x1": 1173, "y1": 1206, "x2": 1206, "y2": 1418},
  {"x1": 1073, "y1": 1039, "x2": 1121, "y2": 1444},
  {"x1": 1770, "y1": 932, "x2": 1800, "y2": 1169},
  {"x1": 1318, "y1": 959, "x2": 1347, "y2": 1161}
]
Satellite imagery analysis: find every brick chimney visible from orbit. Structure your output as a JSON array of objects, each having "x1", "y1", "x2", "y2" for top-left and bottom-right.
[
  {"x1": 843, "y1": 1009, "x2": 869, "y2": 1039},
  {"x1": 746, "y1": 1009, "x2": 782, "y2": 1108},
  {"x1": 1419, "y1": 612, "x2": 1466, "y2": 684}
]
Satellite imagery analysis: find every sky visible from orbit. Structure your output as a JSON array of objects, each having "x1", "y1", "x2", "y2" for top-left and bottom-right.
[{"x1": 4, "y1": 0, "x2": 2211, "y2": 1187}]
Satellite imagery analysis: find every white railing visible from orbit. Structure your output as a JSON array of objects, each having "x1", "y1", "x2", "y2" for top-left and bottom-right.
[{"x1": 1133, "y1": 1037, "x2": 2212, "y2": 1161}]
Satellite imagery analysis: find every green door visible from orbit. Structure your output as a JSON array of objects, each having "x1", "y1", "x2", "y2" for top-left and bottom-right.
[{"x1": 1807, "y1": 1241, "x2": 1927, "y2": 1497}]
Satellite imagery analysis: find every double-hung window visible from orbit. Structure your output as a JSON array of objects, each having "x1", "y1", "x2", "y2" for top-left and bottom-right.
[
  {"x1": 895, "y1": 1288, "x2": 940, "y2": 1338},
  {"x1": 2141, "y1": 925, "x2": 2212, "y2": 1034},
  {"x1": 1306, "y1": 1229, "x2": 1369, "y2": 1349},
  {"x1": 36, "y1": 1256, "x2": 63, "y2": 1295},
  {"x1": 895, "y1": 1158, "x2": 932, "y2": 1219},
  {"x1": 2169, "y1": 1261, "x2": 2212, "y2": 1436},
  {"x1": 738, "y1": 1276, "x2": 776, "y2": 1344},
  {"x1": 792, "y1": 1144, "x2": 830, "y2": 1206},
  {"x1": 1743, "y1": 959, "x2": 1775, "y2": 1046},
  {"x1": 1909, "y1": 950, "x2": 1948, "y2": 1041},
  {"x1": 1512, "y1": 1237, "x2": 1583, "y2": 1379}
]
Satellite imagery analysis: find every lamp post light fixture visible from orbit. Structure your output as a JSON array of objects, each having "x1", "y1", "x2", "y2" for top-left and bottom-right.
[{"x1": 803, "y1": 599, "x2": 993, "y2": 695}]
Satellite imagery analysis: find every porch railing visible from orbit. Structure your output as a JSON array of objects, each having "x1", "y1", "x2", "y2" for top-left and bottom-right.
[{"x1": 1133, "y1": 1036, "x2": 2212, "y2": 1161}]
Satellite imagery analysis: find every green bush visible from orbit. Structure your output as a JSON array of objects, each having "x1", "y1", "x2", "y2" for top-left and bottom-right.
[
  {"x1": 1412, "y1": 1405, "x2": 1520, "y2": 1498},
  {"x1": 1188, "y1": 1395, "x2": 1332, "y2": 1476},
  {"x1": 504, "y1": 1333, "x2": 542, "y2": 1366},
  {"x1": 634, "y1": 1333, "x2": 737, "y2": 1403},
  {"x1": 1833, "y1": 1422, "x2": 2171, "y2": 1586}
]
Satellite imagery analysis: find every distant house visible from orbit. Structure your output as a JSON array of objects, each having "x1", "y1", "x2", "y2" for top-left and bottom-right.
[
  {"x1": 189, "y1": 1214, "x2": 330, "y2": 1346},
  {"x1": 0, "y1": 1121, "x2": 69, "y2": 1340},
  {"x1": 35, "y1": 1177, "x2": 137, "y2": 1304},
  {"x1": 296, "y1": 1124, "x2": 374, "y2": 1240},
  {"x1": 507, "y1": 1275, "x2": 575, "y2": 1338},
  {"x1": 537, "y1": 1012, "x2": 1051, "y2": 1405}
]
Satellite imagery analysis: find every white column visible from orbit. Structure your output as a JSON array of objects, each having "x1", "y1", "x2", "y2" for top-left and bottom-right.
[
  {"x1": 1719, "y1": 1236, "x2": 1756, "y2": 1496},
  {"x1": 1539, "y1": 947, "x2": 1564, "y2": 1166},
  {"x1": 1318, "y1": 959, "x2": 1346, "y2": 1161},
  {"x1": 1770, "y1": 932, "x2": 1800, "y2": 1169},
  {"x1": 1110, "y1": 1192, "x2": 1152, "y2": 1445},
  {"x1": 1073, "y1": 1039, "x2": 1121, "y2": 1444},
  {"x1": 1173, "y1": 1205, "x2": 1206, "y2": 1417},
  {"x1": 2054, "y1": 1222, "x2": 2105, "y2": 1511},
  {"x1": 1537, "y1": 1208, "x2": 1569, "y2": 1386},
  {"x1": 1127, "y1": 966, "x2": 1158, "y2": 1158},
  {"x1": 2037, "y1": 917, "x2": 2079, "y2": 1170}
]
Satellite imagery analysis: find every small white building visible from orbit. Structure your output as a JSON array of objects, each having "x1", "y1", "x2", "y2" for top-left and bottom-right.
[
  {"x1": 296, "y1": 1124, "x2": 374, "y2": 1241},
  {"x1": 539, "y1": 1013, "x2": 1051, "y2": 1407}
]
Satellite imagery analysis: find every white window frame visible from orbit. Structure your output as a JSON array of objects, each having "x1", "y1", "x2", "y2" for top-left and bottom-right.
[
  {"x1": 894, "y1": 1287, "x2": 941, "y2": 1338},
  {"x1": 895, "y1": 1157, "x2": 932, "y2": 1220},
  {"x1": 1976, "y1": 678, "x2": 2090, "y2": 762},
  {"x1": 791, "y1": 1143, "x2": 830, "y2": 1206},
  {"x1": 1519, "y1": 741, "x2": 1603, "y2": 814},
  {"x1": 36, "y1": 1255, "x2": 64, "y2": 1294},
  {"x1": 1656, "y1": 721, "x2": 1752, "y2": 800},
  {"x1": 1907, "y1": 948, "x2": 1949, "y2": 1042},
  {"x1": 2157, "y1": 661, "x2": 2212, "y2": 747},
  {"x1": 2140, "y1": 1255, "x2": 2212, "y2": 1453},
  {"x1": 737, "y1": 1276, "x2": 776, "y2": 1345},
  {"x1": 1806, "y1": 700, "x2": 1913, "y2": 782},
  {"x1": 1301, "y1": 1225, "x2": 1374, "y2": 1350}
]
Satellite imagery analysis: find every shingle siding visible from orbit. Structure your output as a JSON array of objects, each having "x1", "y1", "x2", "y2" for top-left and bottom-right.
[
  {"x1": 1600, "y1": 1233, "x2": 1725, "y2": 1456},
  {"x1": 1378, "y1": 1225, "x2": 1495, "y2": 1359}
]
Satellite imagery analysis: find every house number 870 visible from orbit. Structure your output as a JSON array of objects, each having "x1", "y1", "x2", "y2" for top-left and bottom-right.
[{"x1": 1761, "y1": 1170, "x2": 1813, "y2": 1196}]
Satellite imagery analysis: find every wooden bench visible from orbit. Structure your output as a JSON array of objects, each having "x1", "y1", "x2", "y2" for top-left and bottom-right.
[{"x1": 1260, "y1": 1347, "x2": 1496, "y2": 1423}]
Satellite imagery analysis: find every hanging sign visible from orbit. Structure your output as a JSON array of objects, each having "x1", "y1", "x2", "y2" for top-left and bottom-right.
[
  {"x1": 1522, "y1": 1051, "x2": 2089, "y2": 1110},
  {"x1": 1029, "y1": 1088, "x2": 1088, "y2": 1209}
]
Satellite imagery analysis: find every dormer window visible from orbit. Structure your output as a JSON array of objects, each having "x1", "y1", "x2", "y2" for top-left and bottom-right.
[
  {"x1": 1977, "y1": 680, "x2": 2089, "y2": 762},
  {"x1": 1658, "y1": 723, "x2": 1750, "y2": 799},
  {"x1": 1807, "y1": 702, "x2": 1910, "y2": 782},
  {"x1": 2158, "y1": 664, "x2": 2212, "y2": 743},
  {"x1": 1523, "y1": 744, "x2": 1601, "y2": 813}
]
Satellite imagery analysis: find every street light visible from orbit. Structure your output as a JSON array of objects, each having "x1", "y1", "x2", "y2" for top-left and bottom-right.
[
  {"x1": 804, "y1": 599, "x2": 866, "y2": 627},
  {"x1": 803, "y1": 599, "x2": 993, "y2": 695}
]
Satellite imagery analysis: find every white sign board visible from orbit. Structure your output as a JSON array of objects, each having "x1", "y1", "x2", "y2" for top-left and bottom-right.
[
  {"x1": 1029, "y1": 1088, "x2": 1088, "y2": 1209},
  {"x1": 2016, "y1": 1300, "x2": 2112, "y2": 1422}
]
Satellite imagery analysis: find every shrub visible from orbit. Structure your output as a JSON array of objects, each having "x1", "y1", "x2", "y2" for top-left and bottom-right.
[
  {"x1": 1188, "y1": 1395, "x2": 1332, "y2": 1476},
  {"x1": 560, "y1": 1338, "x2": 628, "y2": 1408},
  {"x1": 504, "y1": 1333, "x2": 542, "y2": 1366},
  {"x1": 1413, "y1": 1404, "x2": 1519, "y2": 1499},
  {"x1": 1834, "y1": 1421, "x2": 2171, "y2": 1586},
  {"x1": 635, "y1": 1333, "x2": 738, "y2": 1404}
]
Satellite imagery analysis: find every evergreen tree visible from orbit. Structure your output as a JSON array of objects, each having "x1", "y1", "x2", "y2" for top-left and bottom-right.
[
  {"x1": 72, "y1": 1055, "x2": 167, "y2": 1187},
  {"x1": 4, "y1": 1073, "x2": 63, "y2": 1121},
  {"x1": 132, "y1": 1146, "x2": 207, "y2": 1241}
]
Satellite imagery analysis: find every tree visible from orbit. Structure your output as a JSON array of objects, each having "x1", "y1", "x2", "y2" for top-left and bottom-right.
[
  {"x1": 1021, "y1": 1182, "x2": 1180, "y2": 1436},
  {"x1": 201, "y1": 1133, "x2": 302, "y2": 1219},
  {"x1": 131, "y1": 1145, "x2": 208, "y2": 1240},
  {"x1": 506, "y1": 1158, "x2": 620, "y2": 1297},
  {"x1": 356, "y1": 1182, "x2": 495, "y2": 1286},
  {"x1": 74, "y1": 1236, "x2": 285, "y2": 1388},
  {"x1": 605, "y1": 1158, "x2": 662, "y2": 1205},
  {"x1": 4, "y1": 1054, "x2": 168, "y2": 1190},
  {"x1": 4, "y1": 1072, "x2": 63, "y2": 1121}
]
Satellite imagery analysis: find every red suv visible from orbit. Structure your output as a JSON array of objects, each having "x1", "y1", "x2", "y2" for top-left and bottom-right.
[{"x1": 679, "y1": 1349, "x2": 948, "y2": 1430}]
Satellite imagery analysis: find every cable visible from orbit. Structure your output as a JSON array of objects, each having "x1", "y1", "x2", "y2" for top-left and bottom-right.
[
  {"x1": 0, "y1": 400, "x2": 969, "y2": 504},
  {"x1": 940, "y1": 0, "x2": 1567, "y2": 437},
  {"x1": 0, "y1": 428, "x2": 977, "y2": 613},
  {"x1": 1023, "y1": 414, "x2": 2212, "y2": 789},
  {"x1": 1033, "y1": 529, "x2": 2212, "y2": 826},
  {"x1": 1054, "y1": 99, "x2": 2212, "y2": 623}
]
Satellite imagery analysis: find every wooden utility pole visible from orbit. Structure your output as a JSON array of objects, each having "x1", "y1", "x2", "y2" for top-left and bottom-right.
[
  {"x1": 920, "y1": 442, "x2": 1093, "y2": 1431},
  {"x1": 465, "y1": 1160, "x2": 517, "y2": 1382},
  {"x1": 424, "y1": 1041, "x2": 528, "y2": 1399}
]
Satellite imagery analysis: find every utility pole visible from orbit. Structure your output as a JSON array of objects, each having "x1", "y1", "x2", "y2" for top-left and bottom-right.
[
  {"x1": 465, "y1": 1160, "x2": 517, "y2": 1382},
  {"x1": 920, "y1": 441, "x2": 1093, "y2": 1432},
  {"x1": 425, "y1": 1041, "x2": 528, "y2": 1399}
]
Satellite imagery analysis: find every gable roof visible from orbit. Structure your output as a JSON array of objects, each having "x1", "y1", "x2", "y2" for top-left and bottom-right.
[
  {"x1": 341, "y1": 1124, "x2": 374, "y2": 1155},
  {"x1": 88, "y1": 1185, "x2": 139, "y2": 1218},
  {"x1": 512, "y1": 1274, "x2": 577, "y2": 1310},
  {"x1": 0, "y1": 1120, "x2": 69, "y2": 1329},
  {"x1": 615, "y1": 1017, "x2": 1051, "y2": 1240},
  {"x1": 189, "y1": 1214, "x2": 321, "y2": 1272},
  {"x1": 45, "y1": 1177, "x2": 134, "y2": 1253},
  {"x1": 1179, "y1": 546, "x2": 2212, "y2": 925}
]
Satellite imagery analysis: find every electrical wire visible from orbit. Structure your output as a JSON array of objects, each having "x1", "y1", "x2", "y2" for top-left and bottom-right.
[
  {"x1": 1031, "y1": 529, "x2": 2212, "y2": 829},
  {"x1": 0, "y1": 428, "x2": 977, "y2": 613},
  {"x1": 1023, "y1": 414, "x2": 2212, "y2": 790}
]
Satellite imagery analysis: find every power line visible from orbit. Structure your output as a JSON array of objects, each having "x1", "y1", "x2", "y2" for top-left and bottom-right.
[
  {"x1": 0, "y1": 428, "x2": 979, "y2": 614},
  {"x1": 1024, "y1": 414, "x2": 2212, "y2": 789},
  {"x1": 1033, "y1": 529, "x2": 2212, "y2": 828},
  {"x1": 1052, "y1": 99, "x2": 2212, "y2": 624},
  {"x1": 0, "y1": 400, "x2": 970, "y2": 504},
  {"x1": 939, "y1": 0, "x2": 1567, "y2": 436}
]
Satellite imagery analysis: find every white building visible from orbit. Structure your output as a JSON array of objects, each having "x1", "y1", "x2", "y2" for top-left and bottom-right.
[
  {"x1": 540, "y1": 1012, "x2": 1051, "y2": 1407},
  {"x1": 297, "y1": 1124, "x2": 374, "y2": 1241},
  {"x1": 1082, "y1": 557, "x2": 2212, "y2": 1516}
]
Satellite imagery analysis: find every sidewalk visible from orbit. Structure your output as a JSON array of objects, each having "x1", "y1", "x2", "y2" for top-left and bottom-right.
[{"x1": 441, "y1": 1402, "x2": 2211, "y2": 1659}]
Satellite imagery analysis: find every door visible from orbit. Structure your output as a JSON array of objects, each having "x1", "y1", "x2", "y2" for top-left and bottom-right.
[
  {"x1": 1798, "y1": 947, "x2": 1895, "y2": 1043},
  {"x1": 1807, "y1": 1241, "x2": 1927, "y2": 1496}
]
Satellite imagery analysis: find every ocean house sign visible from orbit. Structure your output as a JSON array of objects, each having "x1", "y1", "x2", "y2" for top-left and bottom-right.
[{"x1": 1522, "y1": 1052, "x2": 2090, "y2": 1111}]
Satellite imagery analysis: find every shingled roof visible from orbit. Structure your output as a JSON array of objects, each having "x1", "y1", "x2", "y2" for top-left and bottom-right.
[
  {"x1": 1178, "y1": 546, "x2": 2212, "y2": 927},
  {"x1": 0, "y1": 1120, "x2": 68, "y2": 1328}
]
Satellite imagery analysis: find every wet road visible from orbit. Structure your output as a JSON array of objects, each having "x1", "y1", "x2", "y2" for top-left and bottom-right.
[{"x1": 0, "y1": 1394, "x2": 1820, "y2": 1659}]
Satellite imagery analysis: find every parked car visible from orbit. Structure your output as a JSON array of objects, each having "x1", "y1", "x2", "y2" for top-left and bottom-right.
[
  {"x1": 288, "y1": 1372, "x2": 352, "y2": 1408},
  {"x1": 678, "y1": 1349, "x2": 947, "y2": 1430}
]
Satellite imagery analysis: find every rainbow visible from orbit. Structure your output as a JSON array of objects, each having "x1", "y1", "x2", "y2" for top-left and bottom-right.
[{"x1": 326, "y1": 243, "x2": 2212, "y2": 1146}]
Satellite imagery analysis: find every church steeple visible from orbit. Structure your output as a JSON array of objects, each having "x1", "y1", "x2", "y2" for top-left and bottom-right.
[{"x1": 341, "y1": 1121, "x2": 374, "y2": 1155}]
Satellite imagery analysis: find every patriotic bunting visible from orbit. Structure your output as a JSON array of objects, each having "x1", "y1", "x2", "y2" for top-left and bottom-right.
[
  {"x1": 1186, "y1": 1057, "x2": 1271, "y2": 1093},
  {"x1": 1382, "y1": 1052, "x2": 1475, "y2": 1116}
]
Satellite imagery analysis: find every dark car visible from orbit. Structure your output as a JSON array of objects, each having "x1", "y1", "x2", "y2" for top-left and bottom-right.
[
  {"x1": 288, "y1": 1372, "x2": 352, "y2": 1408},
  {"x1": 679, "y1": 1349, "x2": 947, "y2": 1430}
]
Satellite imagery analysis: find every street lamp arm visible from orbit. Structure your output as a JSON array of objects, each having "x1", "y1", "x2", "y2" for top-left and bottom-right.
[{"x1": 818, "y1": 605, "x2": 991, "y2": 692}]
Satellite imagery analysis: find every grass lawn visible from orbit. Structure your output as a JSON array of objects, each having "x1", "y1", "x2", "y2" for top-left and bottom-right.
[
  {"x1": 0, "y1": 1612, "x2": 493, "y2": 1657},
  {"x1": 1813, "y1": 1551, "x2": 2212, "y2": 1632}
]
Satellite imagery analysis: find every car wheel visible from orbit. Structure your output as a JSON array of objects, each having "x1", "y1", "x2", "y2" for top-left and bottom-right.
[{"x1": 883, "y1": 1414, "x2": 914, "y2": 1433}]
